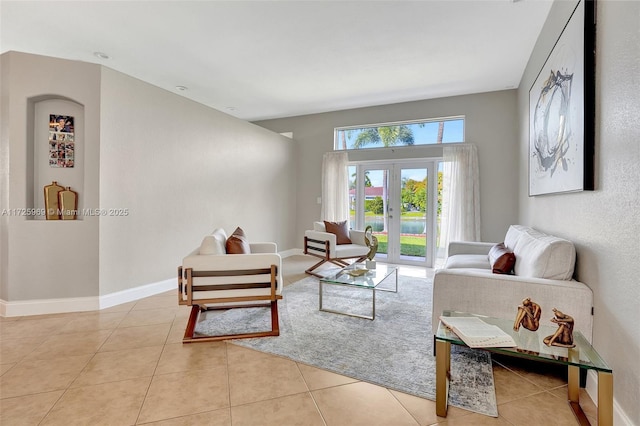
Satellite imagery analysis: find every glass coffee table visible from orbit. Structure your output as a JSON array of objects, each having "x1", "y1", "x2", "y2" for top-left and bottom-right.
[
  {"x1": 319, "y1": 263, "x2": 397, "y2": 320},
  {"x1": 435, "y1": 311, "x2": 613, "y2": 425}
]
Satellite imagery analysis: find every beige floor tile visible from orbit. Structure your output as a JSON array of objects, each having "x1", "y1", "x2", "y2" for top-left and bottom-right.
[
  {"x1": 139, "y1": 408, "x2": 231, "y2": 425},
  {"x1": 0, "y1": 390, "x2": 64, "y2": 426},
  {"x1": 0, "y1": 354, "x2": 92, "y2": 399},
  {"x1": 389, "y1": 390, "x2": 469, "y2": 426},
  {"x1": 0, "y1": 363, "x2": 16, "y2": 376},
  {"x1": 0, "y1": 336, "x2": 45, "y2": 363},
  {"x1": 71, "y1": 345, "x2": 163, "y2": 387},
  {"x1": 493, "y1": 355, "x2": 567, "y2": 390},
  {"x1": 312, "y1": 382, "x2": 419, "y2": 426},
  {"x1": 137, "y1": 367, "x2": 229, "y2": 424},
  {"x1": 225, "y1": 342, "x2": 272, "y2": 364},
  {"x1": 25, "y1": 329, "x2": 113, "y2": 360},
  {"x1": 0, "y1": 316, "x2": 73, "y2": 340},
  {"x1": 40, "y1": 377, "x2": 150, "y2": 426},
  {"x1": 227, "y1": 347, "x2": 309, "y2": 406},
  {"x1": 492, "y1": 362, "x2": 545, "y2": 405},
  {"x1": 132, "y1": 294, "x2": 180, "y2": 311},
  {"x1": 231, "y1": 392, "x2": 325, "y2": 426},
  {"x1": 436, "y1": 412, "x2": 513, "y2": 425},
  {"x1": 118, "y1": 307, "x2": 177, "y2": 328},
  {"x1": 167, "y1": 320, "x2": 188, "y2": 344},
  {"x1": 297, "y1": 362, "x2": 358, "y2": 390},
  {"x1": 99, "y1": 323, "x2": 171, "y2": 352},
  {"x1": 497, "y1": 391, "x2": 578, "y2": 426},
  {"x1": 58, "y1": 311, "x2": 126, "y2": 333},
  {"x1": 155, "y1": 341, "x2": 226, "y2": 375}
]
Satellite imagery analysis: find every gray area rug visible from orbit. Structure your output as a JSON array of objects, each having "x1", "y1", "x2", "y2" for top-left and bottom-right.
[{"x1": 194, "y1": 275, "x2": 498, "y2": 417}]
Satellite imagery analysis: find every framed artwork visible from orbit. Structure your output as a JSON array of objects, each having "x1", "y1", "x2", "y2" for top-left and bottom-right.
[
  {"x1": 49, "y1": 114, "x2": 75, "y2": 168},
  {"x1": 529, "y1": 0, "x2": 596, "y2": 196}
]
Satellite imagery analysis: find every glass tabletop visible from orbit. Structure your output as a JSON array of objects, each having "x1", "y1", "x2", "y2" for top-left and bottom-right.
[
  {"x1": 436, "y1": 310, "x2": 611, "y2": 373},
  {"x1": 319, "y1": 263, "x2": 396, "y2": 289}
]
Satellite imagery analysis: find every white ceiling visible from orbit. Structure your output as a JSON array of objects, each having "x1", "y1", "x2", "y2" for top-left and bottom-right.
[{"x1": 0, "y1": 0, "x2": 553, "y2": 121}]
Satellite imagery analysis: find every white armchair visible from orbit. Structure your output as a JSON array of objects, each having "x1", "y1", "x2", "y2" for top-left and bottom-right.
[
  {"x1": 303, "y1": 221, "x2": 370, "y2": 277},
  {"x1": 178, "y1": 228, "x2": 283, "y2": 343}
]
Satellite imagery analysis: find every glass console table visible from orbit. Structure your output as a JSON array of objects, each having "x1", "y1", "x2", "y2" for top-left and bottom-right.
[{"x1": 435, "y1": 311, "x2": 613, "y2": 426}]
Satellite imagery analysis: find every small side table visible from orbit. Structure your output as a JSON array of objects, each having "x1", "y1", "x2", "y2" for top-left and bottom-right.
[{"x1": 435, "y1": 311, "x2": 613, "y2": 426}]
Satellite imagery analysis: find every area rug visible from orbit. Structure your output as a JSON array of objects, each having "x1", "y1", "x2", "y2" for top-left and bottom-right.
[{"x1": 194, "y1": 275, "x2": 498, "y2": 417}]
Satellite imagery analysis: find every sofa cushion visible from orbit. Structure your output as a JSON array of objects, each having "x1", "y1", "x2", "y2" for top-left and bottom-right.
[
  {"x1": 200, "y1": 236, "x2": 225, "y2": 255},
  {"x1": 226, "y1": 227, "x2": 251, "y2": 254},
  {"x1": 445, "y1": 254, "x2": 490, "y2": 270},
  {"x1": 324, "y1": 220, "x2": 352, "y2": 244},
  {"x1": 488, "y1": 243, "x2": 516, "y2": 274},
  {"x1": 513, "y1": 231, "x2": 575, "y2": 279},
  {"x1": 313, "y1": 221, "x2": 326, "y2": 232},
  {"x1": 504, "y1": 225, "x2": 528, "y2": 251}
]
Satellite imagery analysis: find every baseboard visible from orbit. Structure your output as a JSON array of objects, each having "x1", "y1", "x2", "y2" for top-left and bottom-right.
[
  {"x1": 0, "y1": 278, "x2": 176, "y2": 317},
  {"x1": 99, "y1": 278, "x2": 176, "y2": 310},
  {"x1": 0, "y1": 296, "x2": 99, "y2": 317},
  {"x1": 280, "y1": 248, "x2": 304, "y2": 258},
  {"x1": 585, "y1": 370, "x2": 634, "y2": 425}
]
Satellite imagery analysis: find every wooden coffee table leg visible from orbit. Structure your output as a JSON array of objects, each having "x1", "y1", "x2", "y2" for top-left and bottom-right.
[{"x1": 436, "y1": 339, "x2": 451, "y2": 417}]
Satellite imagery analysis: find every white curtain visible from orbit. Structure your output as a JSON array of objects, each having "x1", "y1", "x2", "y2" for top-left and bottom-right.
[
  {"x1": 439, "y1": 144, "x2": 481, "y2": 250},
  {"x1": 321, "y1": 151, "x2": 349, "y2": 222}
]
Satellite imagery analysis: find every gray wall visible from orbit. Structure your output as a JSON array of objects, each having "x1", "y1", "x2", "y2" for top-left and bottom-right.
[
  {"x1": 517, "y1": 1, "x2": 639, "y2": 423},
  {"x1": 0, "y1": 52, "x2": 102, "y2": 301},
  {"x1": 0, "y1": 51, "x2": 298, "y2": 304},
  {"x1": 255, "y1": 90, "x2": 520, "y2": 247},
  {"x1": 98, "y1": 67, "x2": 298, "y2": 294}
]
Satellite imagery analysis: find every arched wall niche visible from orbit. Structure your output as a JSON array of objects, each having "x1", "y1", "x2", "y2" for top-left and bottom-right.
[{"x1": 26, "y1": 94, "x2": 85, "y2": 220}]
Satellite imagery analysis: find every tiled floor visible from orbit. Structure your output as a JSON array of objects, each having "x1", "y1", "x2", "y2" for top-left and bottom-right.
[{"x1": 0, "y1": 255, "x2": 597, "y2": 425}]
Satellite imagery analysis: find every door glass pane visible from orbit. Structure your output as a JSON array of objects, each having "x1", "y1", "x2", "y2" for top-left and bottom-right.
[
  {"x1": 363, "y1": 169, "x2": 389, "y2": 258},
  {"x1": 400, "y1": 168, "x2": 427, "y2": 261}
]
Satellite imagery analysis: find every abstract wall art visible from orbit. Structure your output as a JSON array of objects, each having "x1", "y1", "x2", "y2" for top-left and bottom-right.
[{"x1": 529, "y1": 0, "x2": 596, "y2": 196}]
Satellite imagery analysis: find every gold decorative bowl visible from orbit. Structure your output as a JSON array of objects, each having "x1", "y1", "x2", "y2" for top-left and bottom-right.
[{"x1": 346, "y1": 268, "x2": 368, "y2": 277}]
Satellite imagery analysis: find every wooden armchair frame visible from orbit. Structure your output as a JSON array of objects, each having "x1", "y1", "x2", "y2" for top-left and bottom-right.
[
  {"x1": 178, "y1": 264, "x2": 282, "y2": 343},
  {"x1": 303, "y1": 236, "x2": 367, "y2": 277}
]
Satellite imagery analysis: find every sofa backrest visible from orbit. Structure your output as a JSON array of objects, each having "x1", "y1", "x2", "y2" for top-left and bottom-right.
[{"x1": 505, "y1": 225, "x2": 576, "y2": 280}]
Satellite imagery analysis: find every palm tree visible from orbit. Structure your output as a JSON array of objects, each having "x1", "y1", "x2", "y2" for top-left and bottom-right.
[{"x1": 352, "y1": 125, "x2": 415, "y2": 231}]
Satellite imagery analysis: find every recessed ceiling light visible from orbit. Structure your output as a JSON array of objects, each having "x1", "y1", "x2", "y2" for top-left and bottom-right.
[
  {"x1": 226, "y1": 106, "x2": 236, "y2": 111},
  {"x1": 175, "y1": 86, "x2": 188, "y2": 91},
  {"x1": 93, "y1": 52, "x2": 110, "y2": 60}
]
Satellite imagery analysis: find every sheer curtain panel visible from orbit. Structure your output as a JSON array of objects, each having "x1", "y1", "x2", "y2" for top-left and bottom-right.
[
  {"x1": 439, "y1": 144, "x2": 481, "y2": 251},
  {"x1": 321, "y1": 151, "x2": 349, "y2": 222}
]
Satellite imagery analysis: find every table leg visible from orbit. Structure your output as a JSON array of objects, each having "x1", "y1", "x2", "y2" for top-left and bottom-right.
[
  {"x1": 598, "y1": 371, "x2": 613, "y2": 426},
  {"x1": 435, "y1": 339, "x2": 451, "y2": 417}
]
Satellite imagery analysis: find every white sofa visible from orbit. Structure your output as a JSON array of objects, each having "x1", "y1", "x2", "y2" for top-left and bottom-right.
[{"x1": 432, "y1": 225, "x2": 594, "y2": 342}]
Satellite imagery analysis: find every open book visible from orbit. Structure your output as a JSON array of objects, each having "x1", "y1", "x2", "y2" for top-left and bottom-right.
[{"x1": 439, "y1": 316, "x2": 517, "y2": 348}]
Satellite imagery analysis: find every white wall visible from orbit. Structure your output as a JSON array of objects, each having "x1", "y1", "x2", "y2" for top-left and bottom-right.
[
  {"x1": 98, "y1": 67, "x2": 298, "y2": 294},
  {"x1": 1, "y1": 52, "x2": 298, "y2": 309},
  {"x1": 517, "y1": 1, "x2": 640, "y2": 423},
  {"x1": 255, "y1": 90, "x2": 520, "y2": 246}
]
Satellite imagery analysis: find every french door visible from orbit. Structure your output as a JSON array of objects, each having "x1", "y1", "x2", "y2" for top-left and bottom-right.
[{"x1": 349, "y1": 160, "x2": 441, "y2": 267}]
